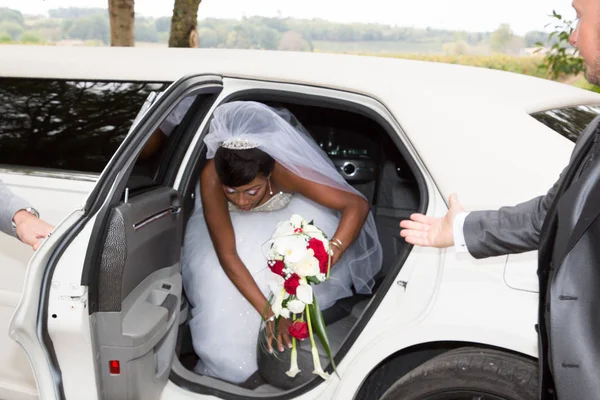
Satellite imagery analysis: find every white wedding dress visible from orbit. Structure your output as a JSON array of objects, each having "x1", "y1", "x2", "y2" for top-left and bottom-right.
[{"x1": 181, "y1": 185, "x2": 377, "y2": 384}]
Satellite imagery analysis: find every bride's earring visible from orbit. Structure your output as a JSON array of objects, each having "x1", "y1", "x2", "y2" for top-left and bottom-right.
[{"x1": 268, "y1": 176, "x2": 273, "y2": 196}]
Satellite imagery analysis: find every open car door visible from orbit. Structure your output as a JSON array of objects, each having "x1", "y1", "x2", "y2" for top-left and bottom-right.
[{"x1": 10, "y1": 75, "x2": 223, "y2": 400}]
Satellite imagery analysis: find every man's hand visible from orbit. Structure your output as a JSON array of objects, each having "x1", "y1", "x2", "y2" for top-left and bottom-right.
[
  {"x1": 399, "y1": 193, "x2": 464, "y2": 248},
  {"x1": 13, "y1": 210, "x2": 54, "y2": 251}
]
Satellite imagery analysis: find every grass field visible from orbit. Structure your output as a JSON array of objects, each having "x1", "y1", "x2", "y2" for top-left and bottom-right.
[
  {"x1": 354, "y1": 53, "x2": 550, "y2": 79},
  {"x1": 313, "y1": 40, "x2": 445, "y2": 54}
]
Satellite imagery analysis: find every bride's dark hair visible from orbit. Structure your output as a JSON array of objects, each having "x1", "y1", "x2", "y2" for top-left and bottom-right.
[{"x1": 214, "y1": 147, "x2": 275, "y2": 187}]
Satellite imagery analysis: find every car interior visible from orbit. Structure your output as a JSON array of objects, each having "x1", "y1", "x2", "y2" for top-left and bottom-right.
[{"x1": 171, "y1": 94, "x2": 424, "y2": 395}]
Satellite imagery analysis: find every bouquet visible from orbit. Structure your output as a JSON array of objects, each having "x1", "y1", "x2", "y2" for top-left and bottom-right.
[{"x1": 263, "y1": 214, "x2": 337, "y2": 380}]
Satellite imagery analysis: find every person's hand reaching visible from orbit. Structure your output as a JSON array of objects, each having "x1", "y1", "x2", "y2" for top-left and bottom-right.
[
  {"x1": 13, "y1": 210, "x2": 54, "y2": 251},
  {"x1": 399, "y1": 194, "x2": 464, "y2": 248}
]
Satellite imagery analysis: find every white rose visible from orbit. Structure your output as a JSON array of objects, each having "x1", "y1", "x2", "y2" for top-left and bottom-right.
[
  {"x1": 287, "y1": 299, "x2": 306, "y2": 314},
  {"x1": 272, "y1": 221, "x2": 294, "y2": 238},
  {"x1": 279, "y1": 307, "x2": 291, "y2": 319},
  {"x1": 273, "y1": 236, "x2": 309, "y2": 264},
  {"x1": 290, "y1": 250, "x2": 320, "y2": 277},
  {"x1": 290, "y1": 214, "x2": 306, "y2": 230},
  {"x1": 303, "y1": 224, "x2": 328, "y2": 244}
]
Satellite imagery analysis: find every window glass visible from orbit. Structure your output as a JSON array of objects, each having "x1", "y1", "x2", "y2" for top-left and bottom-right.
[
  {"x1": 126, "y1": 94, "x2": 213, "y2": 192},
  {"x1": 0, "y1": 78, "x2": 169, "y2": 173},
  {"x1": 530, "y1": 105, "x2": 600, "y2": 143}
]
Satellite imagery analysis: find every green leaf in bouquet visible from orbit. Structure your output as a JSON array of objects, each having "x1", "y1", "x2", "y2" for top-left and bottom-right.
[
  {"x1": 306, "y1": 276, "x2": 321, "y2": 285},
  {"x1": 308, "y1": 296, "x2": 338, "y2": 376}
]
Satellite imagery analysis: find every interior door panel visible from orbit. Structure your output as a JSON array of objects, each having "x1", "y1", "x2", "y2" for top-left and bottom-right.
[{"x1": 92, "y1": 187, "x2": 183, "y2": 400}]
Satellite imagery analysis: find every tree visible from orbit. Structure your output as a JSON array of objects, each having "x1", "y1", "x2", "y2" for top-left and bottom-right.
[
  {"x1": 524, "y1": 31, "x2": 548, "y2": 48},
  {"x1": 278, "y1": 31, "x2": 310, "y2": 52},
  {"x1": 537, "y1": 10, "x2": 584, "y2": 80},
  {"x1": 0, "y1": 31, "x2": 11, "y2": 43},
  {"x1": 155, "y1": 16, "x2": 171, "y2": 33},
  {"x1": 0, "y1": 21, "x2": 23, "y2": 40},
  {"x1": 108, "y1": 0, "x2": 135, "y2": 46},
  {"x1": 136, "y1": 18, "x2": 159, "y2": 42},
  {"x1": 198, "y1": 27, "x2": 218, "y2": 47},
  {"x1": 20, "y1": 31, "x2": 43, "y2": 44},
  {"x1": 63, "y1": 14, "x2": 109, "y2": 44},
  {"x1": 169, "y1": 0, "x2": 202, "y2": 48},
  {"x1": 0, "y1": 8, "x2": 24, "y2": 26},
  {"x1": 442, "y1": 40, "x2": 471, "y2": 55},
  {"x1": 490, "y1": 24, "x2": 514, "y2": 53}
]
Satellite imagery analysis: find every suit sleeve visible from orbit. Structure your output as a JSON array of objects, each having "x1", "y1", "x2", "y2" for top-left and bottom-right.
[
  {"x1": 462, "y1": 115, "x2": 600, "y2": 259},
  {"x1": 0, "y1": 179, "x2": 31, "y2": 237},
  {"x1": 463, "y1": 166, "x2": 565, "y2": 259}
]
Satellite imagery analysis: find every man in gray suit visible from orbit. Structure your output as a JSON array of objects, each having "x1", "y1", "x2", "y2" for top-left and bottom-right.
[
  {"x1": 1, "y1": 180, "x2": 53, "y2": 251},
  {"x1": 401, "y1": 1, "x2": 600, "y2": 398}
]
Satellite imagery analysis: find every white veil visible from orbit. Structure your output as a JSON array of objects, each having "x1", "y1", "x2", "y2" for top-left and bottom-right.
[{"x1": 204, "y1": 101, "x2": 382, "y2": 295}]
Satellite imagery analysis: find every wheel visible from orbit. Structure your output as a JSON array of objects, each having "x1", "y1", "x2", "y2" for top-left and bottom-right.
[{"x1": 380, "y1": 347, "x2": 538, "y2": 400}]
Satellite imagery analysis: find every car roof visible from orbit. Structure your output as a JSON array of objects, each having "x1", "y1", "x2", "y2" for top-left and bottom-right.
[{"x1": 2, "y1": 45, "x2": 598, "y2": 210}]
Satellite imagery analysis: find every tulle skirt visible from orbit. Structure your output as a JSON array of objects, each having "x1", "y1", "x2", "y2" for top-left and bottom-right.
[{"x1": 181, "y1": 189, "x2": 381, "y2": 384}]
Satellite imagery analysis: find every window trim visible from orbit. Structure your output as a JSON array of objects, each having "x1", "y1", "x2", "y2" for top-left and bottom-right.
[{"x1": 0, "y1": 166, "x2": 98, "y2": 182}]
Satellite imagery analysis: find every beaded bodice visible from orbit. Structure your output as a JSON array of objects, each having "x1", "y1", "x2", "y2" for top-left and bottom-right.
[{"x1": 228, "y1": 192, "x2": 292, "y2": 213}]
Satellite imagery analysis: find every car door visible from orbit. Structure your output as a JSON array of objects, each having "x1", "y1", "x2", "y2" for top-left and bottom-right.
[
  {"x1": 0, "y1": 76, "x2": 172, "y2": 400},
  {"x1": 10, "y1": 74, "x2": 223, "y2": 400}
]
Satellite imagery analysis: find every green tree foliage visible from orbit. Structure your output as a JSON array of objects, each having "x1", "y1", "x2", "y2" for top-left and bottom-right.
[
  {"x1": 48, "y1": 8, "x2": 106, "y2": 19},
  {"x1": 20, "y1": 31, "x2": 43, "y2": 44},
  {"x1": 0, "y1": 7, "x2": 24, "y2": 26},
  {"x1": 62, "y1": 14, "x2": 109, "y2": 44},
  {"x1": 0, "y1": 6, "x2": 560, "y2": 57},
  {"x1": 136, "y1": 17, "x2": 159, "y2": 42},
  {"x1": 524, "y1": 31, "x2": 548, "y2": 48},
  {"x1": 537, "y1": 10, "x2": 584, "y2": 80},
  {"x1": 490, "y1": 24, "x2": 515, "y2": 52},
  {"x1": 0, "y1": 20, "x2": 23, "y2": 40},
  {"x1": 154, "y1": 16, "x2": 171, "y2": 33},
  {"x1": 0, "y1": 31, "x2": 12, "y2": 43}
]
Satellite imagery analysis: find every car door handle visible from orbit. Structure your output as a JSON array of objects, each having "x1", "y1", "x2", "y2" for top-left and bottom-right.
[{"x1": 133, "y1": 206, "x2": 181, "y2": 231}]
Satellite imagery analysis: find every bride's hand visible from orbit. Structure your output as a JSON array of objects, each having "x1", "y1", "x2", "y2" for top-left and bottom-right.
[
  {"x1": 266, "y1": 317, "x2": 292, "y2": 353},
  {"x1": 331, "y1": 246, "x2": 343, "y2": 266}
]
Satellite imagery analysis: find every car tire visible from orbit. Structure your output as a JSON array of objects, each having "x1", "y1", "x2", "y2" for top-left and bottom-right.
[{"x1": 379, "y1": 347, "x2": 538, "y2": 400}]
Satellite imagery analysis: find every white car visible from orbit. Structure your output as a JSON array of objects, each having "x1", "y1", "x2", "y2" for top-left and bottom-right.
[{"x1": 1, "y1": 45, "x2": 599, "y2": 400}]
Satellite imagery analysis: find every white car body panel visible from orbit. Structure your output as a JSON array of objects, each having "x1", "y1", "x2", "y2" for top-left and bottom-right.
[
  {"x1": 1, "y1": 46, "x2": 599, "y2": 399},
  {"x1": 9, "y1": 210, "x2": 87, "y2": 400},
  {"x1": 505, "y1": 251, "x2": 540, "y2": 293},
  {"x1": 46, "y1": 220, "x2": 99, "y2": 400},
  {"x1": 0, "y1": 171, "x2": 94, "y2": 400}
]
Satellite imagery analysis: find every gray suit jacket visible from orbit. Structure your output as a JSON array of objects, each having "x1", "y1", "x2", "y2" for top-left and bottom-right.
[
  {"x1": 463, "y1": 116, "x2": 600, "y2": 259},
  {"x1": 464, "y1": 115, "x2": 600, "y2": 400},
  {"x1": 0, "y1": 179, "x2": 31, "y2": 237}
]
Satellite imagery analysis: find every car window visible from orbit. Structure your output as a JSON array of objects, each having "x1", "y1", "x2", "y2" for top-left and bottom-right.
[
  {"x1": 0, "y1": 78, "x2": 169, "y2": 174},
  {"x1": 530, "y1": 105, "x2": 600, "y2": 143},
  {"x1": 126, "y1": 93, "x2": 217, "y2": 193}
]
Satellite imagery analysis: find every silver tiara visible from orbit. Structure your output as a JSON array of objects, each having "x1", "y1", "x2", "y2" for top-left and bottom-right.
[{"x1": 221, "y1": 137, "x2": 259, "y2": 150}]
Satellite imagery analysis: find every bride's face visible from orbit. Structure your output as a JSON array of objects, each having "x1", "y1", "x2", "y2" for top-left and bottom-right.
[{"x1": 222, "y1": 175, "x2": 269, "y2": 211}]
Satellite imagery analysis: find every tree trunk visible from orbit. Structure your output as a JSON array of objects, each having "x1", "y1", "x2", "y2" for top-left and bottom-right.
[
  {"x1": 108, "y1": 0, "x2": 135, "y2": 47},
  {"x1": 169, "y1": 0, "x2": 202, "y2": 48}
]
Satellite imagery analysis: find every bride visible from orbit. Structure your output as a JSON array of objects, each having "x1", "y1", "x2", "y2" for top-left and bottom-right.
[{"x1": 181, "y1": 101, "x2": 382, "y2": 384}]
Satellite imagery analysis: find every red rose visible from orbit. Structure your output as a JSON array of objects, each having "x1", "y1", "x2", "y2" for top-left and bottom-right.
[
  {"x1": 284, "y1": 273, "x2": 301, "y2": 295},
  {"x1": 268, "y1": 260, "x2": 285, "y2": 277},
  {"x1": 288, "y1": 321, "x2": 309, "y2": 340},
  {"x1": 294, "y1": 228, "x2": 303, "y2": 233},
  {"x1": 307, "y1": 238, "x2": 329, "y2": 274}
]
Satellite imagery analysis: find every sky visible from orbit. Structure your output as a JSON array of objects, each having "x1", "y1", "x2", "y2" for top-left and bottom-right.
[{"x1": 0, "y1": 0, "x2": 577, "y2": 35}]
